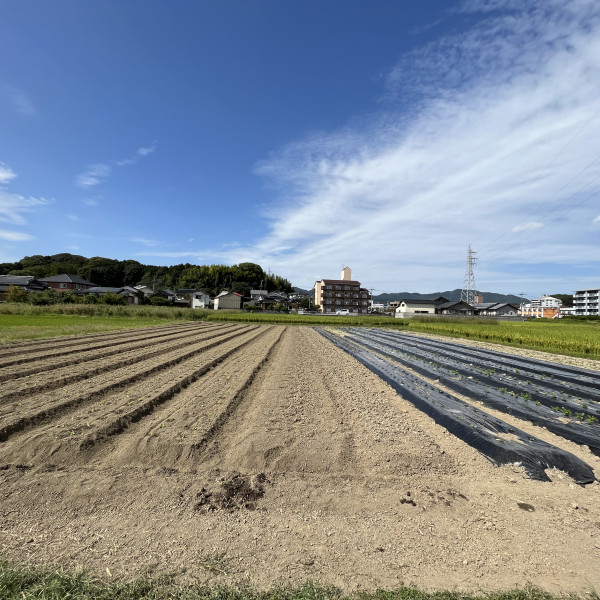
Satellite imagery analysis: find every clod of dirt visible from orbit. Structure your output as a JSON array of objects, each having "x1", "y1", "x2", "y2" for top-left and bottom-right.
[
  {"x1": 400, "y1": 497, "x2": 417, "y2": 506},
  {"x1": 194, "y1": 473, "x2": 268, "y2": 512}
]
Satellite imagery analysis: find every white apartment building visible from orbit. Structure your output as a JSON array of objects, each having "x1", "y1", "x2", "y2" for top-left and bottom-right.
[{"x1": 573, "y1": 288, "x2": 600, "y2": 316}]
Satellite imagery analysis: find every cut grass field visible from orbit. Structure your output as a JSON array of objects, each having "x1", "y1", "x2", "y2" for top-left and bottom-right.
[
  {"x1": 0, "y1": 303, "x2": 598, "y2": 360},
  {"x1": 0, "y1": 559, "x2": 595, "y2": 600}
]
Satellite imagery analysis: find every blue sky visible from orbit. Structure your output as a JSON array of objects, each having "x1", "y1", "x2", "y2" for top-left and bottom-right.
[{"x1": 1, "y1": 0, "x2": 599, "y2": 297}]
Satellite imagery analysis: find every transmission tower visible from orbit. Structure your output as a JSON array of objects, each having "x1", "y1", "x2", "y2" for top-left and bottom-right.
[{"x1": 460, "y1": 245, "x2": 477, "y2": 305}]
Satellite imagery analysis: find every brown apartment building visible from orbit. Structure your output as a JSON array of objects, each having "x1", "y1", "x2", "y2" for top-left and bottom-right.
[{"x1": 314, "y1": 267, "x2": 371, "y2": 314}]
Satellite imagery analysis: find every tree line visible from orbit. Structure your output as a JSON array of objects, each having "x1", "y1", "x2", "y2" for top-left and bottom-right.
[{"x1": 1, "y1": 254, "x2": 293, "y2": 297}]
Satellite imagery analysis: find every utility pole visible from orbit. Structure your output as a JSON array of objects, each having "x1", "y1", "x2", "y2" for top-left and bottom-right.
[
  {"x1": 460, "y1": 245, "x2": 477, "y2": 305},
  {"x1": 519, "y1": 292, "x2": 526, "y2": 317}
]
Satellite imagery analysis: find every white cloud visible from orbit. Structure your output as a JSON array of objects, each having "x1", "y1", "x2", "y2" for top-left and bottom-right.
[
  {"x1": 67, "y1": 214, "x2": 81, "y2": 221},
  {"x1": 0, "y1": 163, "x2": 17, "y2": 185},
  {"x1": 131, "y1": 237, "x2": 161, "y2": 247},
  {"x1": 0, "y1": 229, "x2": 33, "y2": 241},
  {"x1": 115, "y1": 142, "x2": 157, "y2": 166},
  {"x1": 0, "y1": 163, "x2": 47, "y2": 232},
  {"x1": 83, "y1": 198, "x2": 99, "y2": 206},
  {"x1": 593, "y1": 215, "x2": 600, "y2": 225},
  {"x1": 241, "y1": 0, "x2": 600, "y2": 293},
  {"x1": 511, "y1": 222, "x2": 544, "y2": 233},
  {"x1": 137, "y1": 143, "x2": 157, "y2": 156},
  {"x1": 0, "y1": 190, "x2": 47, "y2": 225},
  {"x1": 3, "y1": 85, "x2": 37, "y2": 117},
  {"x1": 75, "y1": 164, "x2": 111, "y2": 189},
  {"x1": 77, "y1": 143, "x2": 157, "y2": 188}
]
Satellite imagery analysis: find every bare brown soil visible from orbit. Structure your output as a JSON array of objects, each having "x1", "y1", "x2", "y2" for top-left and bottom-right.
[{"x1": 1, "y1": 323, "x2": 599, "y2": 593}]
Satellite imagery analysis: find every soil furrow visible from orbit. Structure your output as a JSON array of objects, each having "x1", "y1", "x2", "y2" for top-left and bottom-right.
[
  {"x1": 0, "y1": 323, "x2": 235, "y2": 382},
  {"x1": 0, "y1": 322, "x2": 207, "y2": 369},
  {"x1": 104, "y1": 326, "x2": 286, "y2": 468},
  {"x1": 0, "y1": 321, "x2": 202, "y2": 358},
  {"x1": 0, "y1": 325, "x2": 257, "y2": 444},
  {"x1": 0, "y1": 323, "x2": 248, "y2": 402}
]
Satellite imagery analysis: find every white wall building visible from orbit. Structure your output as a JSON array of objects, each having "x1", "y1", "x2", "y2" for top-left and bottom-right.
[
  {"x1": 520, "y1": 294, "x2": 562, "y2": 318},
  {"x1": 573, "y1": 288, "x2": 600, "y2": 316}
]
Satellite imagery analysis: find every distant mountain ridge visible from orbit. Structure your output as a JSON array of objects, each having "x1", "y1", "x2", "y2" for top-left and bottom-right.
[
  {"x1": 293, "y1": 287, "x2": 527, "y2": 304},
  {"x1": 373, "y1": 289, "x2": 527, "y2": 304}
]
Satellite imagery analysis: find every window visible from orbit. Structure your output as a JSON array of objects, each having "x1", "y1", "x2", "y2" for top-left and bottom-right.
[{"x1": 59, "y1": 283, "x2": 67, "y2": 289}]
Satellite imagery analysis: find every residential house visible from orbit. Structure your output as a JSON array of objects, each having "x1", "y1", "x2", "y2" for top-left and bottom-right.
[
  {"x1": 395, "y1": 297, "x2": 448, "y2": 318},
  {"x1": 250, "y1": 289, "x2": 269, "y2": 301},
  {"x1": 134, "y1": 285, "x2": 156, "y2": 298},
  {"x1": 573, "y1": 288, "x2": 600, "y2": 316},
  {"x1": 0, "y1": 275, "x2": 50, "y2": 298},
  {"x1": 172, "y1": 289, "x2": 196, "y2": 308},
  {"x1": 190, "y1": 290, "x2": 211, "y2": 309},
  {"x1": 38, "y1": 273, "x2": 97, "y2": 291},
  {"x1": 79, "y1": 286, "x2": 140, "y2": 304},
  {"x1": 314, "y1": 267, "x2": 371, "y2": 315},
  {"x1": 255, "y1": 291, "x2": 290, "y2": 311},
  {"x1": 436, "y1": 300, "x2": 476, "y2": 316},
  {"x1": 213, "y1": 290, "x2": 243, "y2": 310},
  {"x1": 473, "y1": 302, "x2": 520, "y2": 317}
]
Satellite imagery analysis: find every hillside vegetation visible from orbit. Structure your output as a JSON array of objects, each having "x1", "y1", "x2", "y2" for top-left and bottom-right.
[{"x1": 1, "y1": 254, "x2": 292, "y2": 296}]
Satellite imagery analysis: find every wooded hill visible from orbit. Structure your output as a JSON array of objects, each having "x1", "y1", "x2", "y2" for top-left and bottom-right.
[{"x1": 0, "y1": 254, "x2": 293, "y2": 297}]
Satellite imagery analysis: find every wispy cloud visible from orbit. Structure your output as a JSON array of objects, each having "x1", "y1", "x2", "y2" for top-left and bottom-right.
[
  {"x1": 76, "y1": 143, "x2": 157, "y2": 189},
  {"x1": 3, "y1": 85, "x2": 37, "y2": 117},
  {"x1": 245, "y1": 0, "x2": 600, "y2": 294},
  {"x1": 512, "y1": 222, "x2": 544, "y2": 233},
  {"x1": 0, "y1": 163, "x2": 48, "y2": 226},
  {"x1": 75, "y1": 164, "x2": 111, "y2": 189},
  {"x1": 0, "y1": 163, "x2": 17, "y2": 185},
  {"x1": 115, "y1": 142, "x2": 157, "y2": 167},
  {"x1": 0, "y1": 229, "x2": 33, "y2": 241},
  {"x1": 0, "y1": 190, "x2": 47, "y2": 226},
  {"x1": 131, "y1": 237, "x2": 161, "y2": 247},
  {"x1": 592, "y1": 215, "x2": 600, "y2": 225}
]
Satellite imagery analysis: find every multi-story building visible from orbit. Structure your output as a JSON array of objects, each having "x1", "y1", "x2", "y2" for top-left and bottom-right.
[
  {"x1": 314, "y1": 267, "x2": 371, "y2": 315},
  {"x1": 573, "y1": 288, "x2": 600, "y2": 316},
  {"x1": 520, "y1": 294, "x2": 562, "y2": 318}
]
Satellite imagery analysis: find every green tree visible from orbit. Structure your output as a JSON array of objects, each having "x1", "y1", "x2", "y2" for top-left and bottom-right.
[
  {"x1": 5, "y1": 285, "x2": 27, "y2": 302},
  {"x1": 78, "y1": 257, "x2": 123, "y2": 287},
  {"x1": 98, "y1": 291, "x2": 126, "y2": 305},
  {"x1": 122, "y1": 260, "x2": 145, "y2": 286},
  {"x1": 230, "y1": 281, "x2": 251, "y2": 297}
]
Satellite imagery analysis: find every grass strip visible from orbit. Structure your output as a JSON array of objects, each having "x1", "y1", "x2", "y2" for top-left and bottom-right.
[
  {"x1": 1, "y1": 558, "x2": 596, "y2": 600},
  {"x1": 1, "y1": 304, "x2": 599, "y2": 362}
]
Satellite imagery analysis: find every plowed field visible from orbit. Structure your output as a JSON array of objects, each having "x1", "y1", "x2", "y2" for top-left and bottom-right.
[{"x1": 1, "y1": 323, "x2": 599, "y2": 593}]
